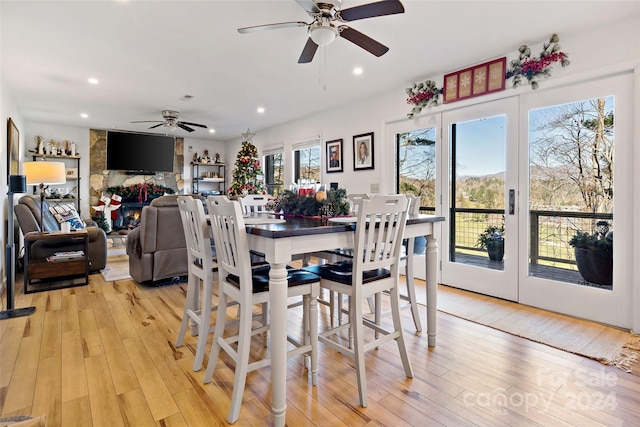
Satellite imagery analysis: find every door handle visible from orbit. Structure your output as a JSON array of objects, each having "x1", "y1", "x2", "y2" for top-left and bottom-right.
[{"x1": 509, "y1": 189, "x2": 515, "y2": 215}]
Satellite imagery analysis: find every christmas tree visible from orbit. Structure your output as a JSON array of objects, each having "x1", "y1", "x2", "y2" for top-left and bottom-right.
[{"x1": 227, "y1": 129, "x2": 266, "y2": 197}]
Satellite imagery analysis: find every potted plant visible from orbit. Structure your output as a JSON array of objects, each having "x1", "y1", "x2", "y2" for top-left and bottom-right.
[
  {"x1": 569, "y1": 221, "x2": 613, "y2": 286},
  {"x1": 477, "y1": 224, "x2": 505, "y2": 262}
]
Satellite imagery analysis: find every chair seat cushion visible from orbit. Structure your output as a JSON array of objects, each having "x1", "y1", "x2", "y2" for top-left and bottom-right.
[
  {"x1": 227, "y1": 265, "x2": 320, "y2": 294},
  {"x1": 303, "y1": 261, "x2": 390, "y2": 285}
]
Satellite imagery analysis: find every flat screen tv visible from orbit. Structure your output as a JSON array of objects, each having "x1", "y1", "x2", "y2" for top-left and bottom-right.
[{"x1": 107, "y1": 131, "x2": 175, "y2": 173}]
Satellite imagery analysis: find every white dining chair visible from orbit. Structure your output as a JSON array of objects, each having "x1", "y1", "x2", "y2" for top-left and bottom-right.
[
  {"x1": 175, "y1": 195, "x2": 220, "y2": 371},
  {"x1": 203, "y1": 195, "x2": 320, "y2": 424},
  {"x1": 303, "y1": 194, "x2": 413, "y2": 407},
  {"x1": 238, "y1": 194, "x2": 272, "y2": 215}
]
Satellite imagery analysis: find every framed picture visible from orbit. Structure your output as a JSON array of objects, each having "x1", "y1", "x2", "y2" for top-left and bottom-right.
[
  {"x1": 66, "y1": 168, "x2": 78, "y2": 179},
  {"x1": 326, "y1": 138, "x2": 343, "y2": 173},
  {"x1": 7, "y1": 117, "x2": 20, "y2": 176},
  {"x1": 353, "y1": 132, "x2": 374, "y2": 170}
]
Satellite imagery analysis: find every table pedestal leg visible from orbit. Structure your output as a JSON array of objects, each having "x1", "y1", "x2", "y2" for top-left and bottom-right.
[
  {"x1": 426, "y1": 236, "x2": 439, "y2": 347},
  {"x1": 269, "y1": 262, "x2": 288, "y2": 427}
]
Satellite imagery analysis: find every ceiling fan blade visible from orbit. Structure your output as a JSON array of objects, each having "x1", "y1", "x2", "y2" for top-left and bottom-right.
[
  {"x1": 148, "y1": 123, "x2": 164, "y2": 129},
  {"x1": 298, "y1": 38, "x2": 319, "y2": 63},
  {"x1": 179, "y1": 121, "x2": 207, "y2": 129},
  {"x1": 131, "y1": 120, "x2": 163, "y2": 123},
  {"x1": 238, "y1": 21, "x2": 308, "y2": 34},
  {"x1": 177, "y1": 123, "x2": 195, "y2": 132},
  {"x1": 339, "y1": 0, "x2": 405, "y2": 22},
  {"x1": 295, "y1": 0, "x2": 320, "y2": 13},
  {"x1": 339, "y1": 26, "x2": 389, "y2": 57}
]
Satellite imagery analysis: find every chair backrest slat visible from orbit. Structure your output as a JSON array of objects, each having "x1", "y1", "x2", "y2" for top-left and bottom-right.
[
  {"x1": 239, "y1": 194, "x2": 272, "y2": 215},
  {"x1": 177, "y1": 196, "x2": 213, "y2": 272},
  {"x1": 353, "y1": 195, "x2": 409, "y2": 277},
  {"x1": 206, "y1": 196, "x2": 253, "y2": 290}
]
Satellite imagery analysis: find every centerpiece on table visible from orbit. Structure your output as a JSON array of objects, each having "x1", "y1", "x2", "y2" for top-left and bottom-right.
[{"x1": 266, "y1": 188, "x2": 350, "y2": 219}]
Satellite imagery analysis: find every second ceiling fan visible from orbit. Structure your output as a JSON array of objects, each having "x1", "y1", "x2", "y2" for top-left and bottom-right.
[
  {"x1": 131, "y1": 110, "x2": 207, "y2": 133},
  {"x1": 238, "y1": 0, "x2": 405, "y2": 63}
]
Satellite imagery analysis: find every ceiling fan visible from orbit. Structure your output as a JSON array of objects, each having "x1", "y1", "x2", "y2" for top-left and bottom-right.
[
  {"x1": 238, "y1": 0, "x2": 405, "y2": 63},
  {"x1": 131, "y1": 110, "x2": 207, "y2": 132}
]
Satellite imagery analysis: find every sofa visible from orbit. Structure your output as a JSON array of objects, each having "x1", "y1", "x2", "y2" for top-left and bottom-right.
[
  {"x1": 14, "y1": 195, "x2": 108, "y2": 272},
  {"x1": 126, "y1": 195, "x2": 189, "y2": 284}
]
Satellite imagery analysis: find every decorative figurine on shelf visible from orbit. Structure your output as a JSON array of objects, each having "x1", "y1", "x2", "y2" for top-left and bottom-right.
[
  {"x1": 70, "y1": 141, "x2": 76, "y2": 156},
  {"x1": 215, "y1": 153, "x2": 221, "y2": 163},
  {"x1": 35, "y1": 136, "x2": 45, "y2": 154},
  {"x1": 64, "y1": 140, "x2": 70, "y2": 156},
  {"x1": 202, "y1": 149, "x2": 211, "y2": 163},
  {"x1": 193, "y1": 152, "x2": 199, "y2": 163}
]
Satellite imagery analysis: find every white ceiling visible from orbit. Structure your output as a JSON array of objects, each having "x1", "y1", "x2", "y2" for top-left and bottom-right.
[{"x1": 2, "y1": 0, "x2": 639, "y2": 142}]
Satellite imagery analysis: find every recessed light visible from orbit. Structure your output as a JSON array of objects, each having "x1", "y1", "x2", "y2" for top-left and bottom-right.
[
  {"x1": 88, "y1": 77, "x2": 99, "y2": 85},
  {"x1": 257, "y1": 107, "x2": 265, "y2": 114},
  {"x1": 353, "y1": 67, "x2": 363, "y2": 76},
  {"x1": 209, "y1": 129, "x2": 216, "y2": 134},
  {"x1": 81, "y1": 113, "x2": 89, "y2": 118}
]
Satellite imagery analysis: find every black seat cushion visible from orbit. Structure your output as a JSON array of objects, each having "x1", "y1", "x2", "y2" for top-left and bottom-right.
[
  {"x1": 303, "y1": 261, "x2": 390, "y2": 285},
  {"x1": 227, "y1": 265, "x2": 320, "y2": 294}
]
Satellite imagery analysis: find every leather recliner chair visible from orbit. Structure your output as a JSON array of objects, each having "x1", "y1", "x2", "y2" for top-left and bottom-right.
[
  {"x1": 14, "y1": 195, "x2": 108, "y2": 272},
  {"x1": 126, "y1": 195, "x2": 189, "y2": 284}
]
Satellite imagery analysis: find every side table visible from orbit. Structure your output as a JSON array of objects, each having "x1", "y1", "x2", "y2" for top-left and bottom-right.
[{"x1": 23, "y1": 230, "x2": 90, "y2": 293}]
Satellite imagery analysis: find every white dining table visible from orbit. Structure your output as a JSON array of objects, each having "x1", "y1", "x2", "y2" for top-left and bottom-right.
[{"x1": 244, "y1": 213, "x2": 444, "y2": 426}]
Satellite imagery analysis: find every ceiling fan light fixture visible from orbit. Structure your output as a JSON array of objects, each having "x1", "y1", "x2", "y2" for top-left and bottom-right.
[{"x1": 309, "y1": 25, "x2": 338, "y2": 46}]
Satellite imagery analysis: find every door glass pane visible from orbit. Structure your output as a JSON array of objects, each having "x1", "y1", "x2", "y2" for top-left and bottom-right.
[
  {"x1": 450, "y1": 115, "x2": 506, "y2": 270},
  {"x1": 528, "y1": 97, "x2": 614, "y2": 289}
]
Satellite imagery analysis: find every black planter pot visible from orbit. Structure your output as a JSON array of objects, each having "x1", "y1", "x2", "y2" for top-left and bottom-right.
[
  {"x1": 487, "y1": 241, "x2": 504, "y2": 262},
  {"x1": 574, "y1": 247, "x2": 613, "y2": 286}
]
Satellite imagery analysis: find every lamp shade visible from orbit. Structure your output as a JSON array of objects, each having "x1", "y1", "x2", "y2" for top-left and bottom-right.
[
  {"x1": 24, "y1": 161, "x2": 67, "y2": 186},
  {"x1": 309, "y1": 25, "x2": 338, "y2": 46}
]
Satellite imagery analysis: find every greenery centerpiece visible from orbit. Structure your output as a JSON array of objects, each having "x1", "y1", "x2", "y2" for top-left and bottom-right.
[
  {"x1": 569, "y1": 221, "x2": 613, "y2": 286},
  {"x1": 227, "y1": 129, "x2": 266, "y2": 198},
  {"x1": 476, "y1": 224, "x2": 505, "y2": 262},
  {"x1": 267, "y1": 188, "x2": 350, "y2": 217}
]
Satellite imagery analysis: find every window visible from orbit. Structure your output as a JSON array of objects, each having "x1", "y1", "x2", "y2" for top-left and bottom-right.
[
  {"x1": 396, "y1": 127, "x2": 437, "y2": 214},
  {"x1": 293, "y1": 142, "x2": 321, "y2": 184},
  {"x1": 264, "y1": 149, "x2": 284, "y2": 196}
]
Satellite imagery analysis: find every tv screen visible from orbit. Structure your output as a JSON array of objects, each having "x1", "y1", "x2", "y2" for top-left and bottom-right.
[{"x1": 107, "y1": 131, "x2": 175, "y2": 172}]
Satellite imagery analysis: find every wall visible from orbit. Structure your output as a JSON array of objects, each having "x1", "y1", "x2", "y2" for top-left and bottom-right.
[{"x1": 1, "y1": 79, "x2": 24, "y2": 296}]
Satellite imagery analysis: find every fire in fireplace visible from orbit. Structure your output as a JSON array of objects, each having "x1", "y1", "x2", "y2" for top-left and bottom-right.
[{"x1": 113, "y1": 202, "x2": 149, "y2": 231}]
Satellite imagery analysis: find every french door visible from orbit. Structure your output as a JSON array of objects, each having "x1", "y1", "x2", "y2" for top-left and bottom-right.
[
  {"x1": 440, "y1": 98, "x2": 519, "y2": 301},
  {"x1": 438, "y1": 75, "x2": 632, "y2": 328}
]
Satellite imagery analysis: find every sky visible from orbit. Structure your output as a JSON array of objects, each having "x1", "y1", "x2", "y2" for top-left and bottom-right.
[{"x1": 455, "y1": 115, "x2": 506, "y2": 177}]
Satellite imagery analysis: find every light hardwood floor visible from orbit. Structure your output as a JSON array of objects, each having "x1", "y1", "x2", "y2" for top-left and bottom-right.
[{"x1": 1, "y1": 268, "x2": 639, "y2": 426}]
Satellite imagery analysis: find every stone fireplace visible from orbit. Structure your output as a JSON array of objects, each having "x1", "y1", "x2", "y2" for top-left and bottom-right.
[{"x1": 88, "y1": 129, "x2": 184, "y2": 230}]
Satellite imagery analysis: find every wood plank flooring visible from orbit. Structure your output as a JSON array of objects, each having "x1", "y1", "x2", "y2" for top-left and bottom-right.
[{"x1": 1, "y1": 269, "x2": 639, "y2": 426}]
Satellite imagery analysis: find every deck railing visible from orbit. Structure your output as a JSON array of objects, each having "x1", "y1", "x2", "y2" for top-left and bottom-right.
[{"x1": 448, "y1": 207, "x2": 612, "y2": 269}]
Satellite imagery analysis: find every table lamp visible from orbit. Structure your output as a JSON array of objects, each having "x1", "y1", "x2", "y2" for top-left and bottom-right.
[
  {"x1": 1, "y1": 175, "x2": 36, "y2": 320},
  {"x1": 24, "y1": 161, "x2": 66, "y2": 233}
]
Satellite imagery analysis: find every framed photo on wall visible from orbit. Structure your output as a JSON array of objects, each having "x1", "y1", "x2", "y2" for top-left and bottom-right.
[
  {"x1": 7, "y1": 117, "x2": 20, "y2": 176},
  {"x1": 326, "y1": 138, "x2": 343, "y2": 173},
  {"x1": 353, "y1": 132, "x2": 374, "y2": 170}
]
